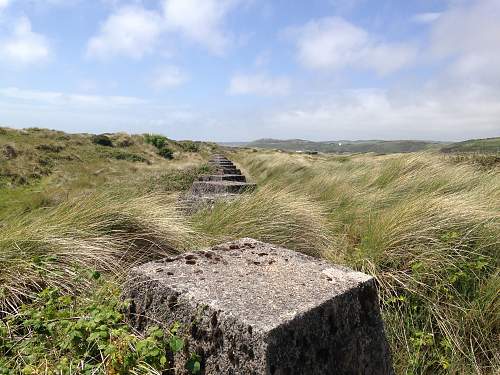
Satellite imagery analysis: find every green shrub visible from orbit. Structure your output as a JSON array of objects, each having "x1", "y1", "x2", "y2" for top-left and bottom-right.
[
  {"x1": 144, "y1": 134, "x2": 168, "y2": 149},
  {"x1": 158, "y1": 146, "x2": 174, "y2": 160},
  {"x1": 92, "y1": 134, "x2": 113, "y2": 147},
  {"x1": 99, "y1": 149, "x2": 148, "y2": 163},
  {"x1": 143, "y1": 134, "x2": 174, "y2": 159},
  {"x1": 180, "y1": 141, "x2": 200, "y2": 152}
]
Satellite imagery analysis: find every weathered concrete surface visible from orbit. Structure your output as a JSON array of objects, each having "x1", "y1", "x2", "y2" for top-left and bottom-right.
[
  {"x1": 123, "y1": 238, "x2": 394, "y2": 375},
  {"x1": 214, "y1": 167, "x2": 242, "y2": 175},
  {"x1": 199, "y1": 174, "x2": 247, "y2": 182},
  {"x1": 209, "y1": 159, "x2": 234, "y2": 165},
  {"x1": 191, "y1": 181, "x2": 256, "y2": 195}
]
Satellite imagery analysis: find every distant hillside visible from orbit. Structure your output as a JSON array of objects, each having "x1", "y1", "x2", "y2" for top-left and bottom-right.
[
  {"x1": 242, "y1": 138, "x2": 444, "y2": 154},
  {"x1": 441, "y1": 137, "x2": 500, "y2": 153},
  {"x1": 218, "y1": 141, "x2": 249, "y2": 147}
]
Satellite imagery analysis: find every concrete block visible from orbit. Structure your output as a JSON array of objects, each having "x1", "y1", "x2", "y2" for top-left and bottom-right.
[
  {"x1": 209, "y1": 155, "x2": 230, "y2": 162},
  {"x1": 199, "y1": 174, "x2": 247, "y2": 182},
  {"x1": 124, "y1": 239, "x2": 394, "y2": 375},
  {"x1": 214, "y1": 167, "x2": 242, "y2": 175},
  {"x1": 209, "y1": 162, "x2": 235, "y2": 168},
  {"x1": 191, "y1": 181, "x2": 256, "y2": 195}
]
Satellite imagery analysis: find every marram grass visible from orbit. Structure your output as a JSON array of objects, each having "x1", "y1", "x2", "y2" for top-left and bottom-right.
[
  {"x1": 0, "y1": 191, "x2": 200, "y2": 313},
  {"x1": 227, "y1": 150, "x2": 499, "y2": 374}
]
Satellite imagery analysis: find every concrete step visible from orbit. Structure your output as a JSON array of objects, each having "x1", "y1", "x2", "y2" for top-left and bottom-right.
[
  {"x1": 209, "y1": 161, "x2": 234, "y2": 166},
  {"x1": 199, "y1": 174, "x2": 246, "y2": 182},
  {"x1": 214, "y1": 167, "x2": 241, "y2": 175},
  {"x1": 191, "y1": 181, "x2": 256, "y2": 195},
  {"x1": 212, "y1": 164, "x2": 236, "y2": 169}
]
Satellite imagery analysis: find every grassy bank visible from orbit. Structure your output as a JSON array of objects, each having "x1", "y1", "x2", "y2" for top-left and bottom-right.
[
  {"x1": 219, "y1": 150, "x2": 499, "y2": 374},
  {"x1": 0, "y1": 128, "x2": 214, "y2": 373}
]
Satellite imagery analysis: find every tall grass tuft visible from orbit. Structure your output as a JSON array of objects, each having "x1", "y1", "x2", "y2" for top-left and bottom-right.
[
  {"x1": 191, "y1": 184, "x2": 333, "y2": 257},
  {"x1": 0, "y1": 191, "x2": 199, "y2": 312}
]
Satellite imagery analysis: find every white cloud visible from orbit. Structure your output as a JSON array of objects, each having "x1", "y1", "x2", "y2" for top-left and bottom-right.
[
  {"x1": 287, "y1": 17, "x2": 416, "y2": 75},
  {"x1": 267, "y1": 84, "x2": 500, "y2": 141},
  {"x1": 228, "y1": 73, "x2": 291, "y2": 96},
  {"x1": 162, "y1": 0, "x2": 239, "y2": 54},
  {"x1": 412, "y1": 12, "x2": 441, "y2": 24},
  {"x1": 0, "y1": 17, "x2": 50, "y2": 65},
  {"x1": 430, "y1": 0, "x2": 500, "y2": 84},
  {"x1": 0, "y1": 0, "x2": 10, "y2": 10},
  {"x1": 86, "y1": 0, "x2": 241, "y2": 60},
  {"x1": 151, "y1": 65, "x2": 188, "y2": 89},
  {"x1": 86, "y1": 5, "x2": 163, "y2": 60},
  {"x1": 0, "y1": 86, "x2": 145, "y2": 107}
]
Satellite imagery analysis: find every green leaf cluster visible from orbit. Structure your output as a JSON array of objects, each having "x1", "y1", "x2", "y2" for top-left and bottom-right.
[
  {"x1": 0, "y1": 274, "x2": 198, "y2": 374},
  {"x1": 144, "y1": 134, "x2": 174, "y2": 160}
]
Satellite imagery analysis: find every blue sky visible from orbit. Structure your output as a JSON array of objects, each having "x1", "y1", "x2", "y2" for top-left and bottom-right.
[{"x1": 0, "y1": 0, "x2": 499, "y2": 141}]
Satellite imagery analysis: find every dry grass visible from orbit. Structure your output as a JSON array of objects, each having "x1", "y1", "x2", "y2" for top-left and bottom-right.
[
  {"x1": 192, "y1": 184, "x2": 333, "y2": 256},
  {"x1": 0, "y1": 190, "x2": 201, "y2": 314},
  {"x1": 222, "y1": 149, "x2": 500, "y2": 374}
]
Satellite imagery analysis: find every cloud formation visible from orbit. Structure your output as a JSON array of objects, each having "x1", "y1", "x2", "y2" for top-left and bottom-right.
[
  {"x1": 0, "y1": 0, "x2": 9, "y2": 10},
  {"x1": 162, "y1": 0, "x2": 239, "y2": 54},
  {"x1": 0, "y1": 86, "x2": 145, "y2": 107},
  {"x1": 86, "y1": 0, "x2": 240, "y2": 60},
  {"x1": 430, "y1": 0, "x2": 500, "y2": 85},
  {"x1": 287, "y1": 16, "x2": 417, "y2": 75},
  {"x1": 267, "y1": 85, "x2": 500, "y2": 141},
  {"x1": 0, "y1": 17, "x2": 50, "y2": 65},
  {"x1": 86, "y1": 6, "x2": 163, "y2": 60}
]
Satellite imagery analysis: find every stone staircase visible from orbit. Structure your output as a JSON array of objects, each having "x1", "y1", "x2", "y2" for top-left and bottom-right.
[{"x1": 190, "y1": 154, "x2": 256, "y2": 196}]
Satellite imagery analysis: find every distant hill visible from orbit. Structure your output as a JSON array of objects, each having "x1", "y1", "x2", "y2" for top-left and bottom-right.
[
  {"x1": 234, "y1": 138, "x2": 445, "y2": 154},
  {"x1": 218, "y1": 141, "x2": 249, "y2": 148},
  {"x1": 441, "y1": 137, "x2": 500, "y2": 153}
]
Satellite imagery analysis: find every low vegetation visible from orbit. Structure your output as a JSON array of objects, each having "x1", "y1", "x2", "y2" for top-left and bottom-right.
[
  {"x1": 441, "y1": 137, "x2": 500, "y2": 153},
  {"x1": 0, "y1": 276, "x2": 197, "y2": 374},
  {"x1": 242, "y1": 138, "x2": 445, "y2": 153},
  {"x1": 1, "y1": 127, "x2": 498, "y2": 374}
]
